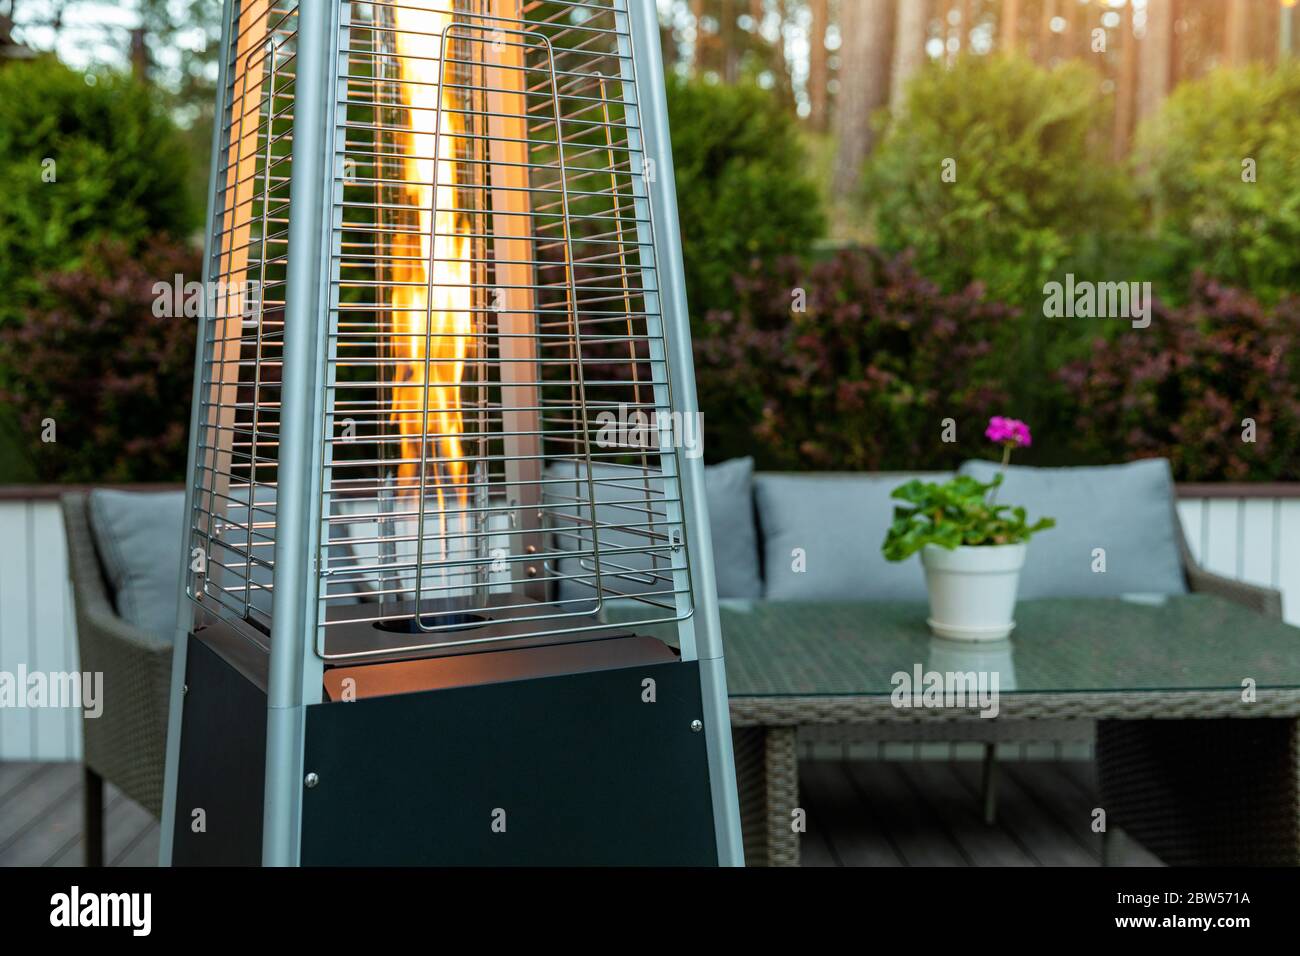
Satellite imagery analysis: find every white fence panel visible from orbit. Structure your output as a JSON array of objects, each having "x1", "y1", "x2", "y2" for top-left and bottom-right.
[{"x1": 0, "y1": 499, "x2": 82, "y2": 760}]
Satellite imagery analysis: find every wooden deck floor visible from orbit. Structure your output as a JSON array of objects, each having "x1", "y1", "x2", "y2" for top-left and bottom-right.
[
  {"x1": 0, "y1": 762, "x2": 158, "y2": 867},
  {"x1": 0, "y1": 758, "x2": 1159, "y2": 866},
  {"x1": 800, "y1": 758, "x2": 1161, "y2": 866}
]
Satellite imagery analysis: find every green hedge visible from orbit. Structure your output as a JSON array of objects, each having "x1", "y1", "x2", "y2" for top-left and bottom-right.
[
  {"x1": 865, "y1": 55, "x2": 1139, "y2": 309},
  {"x1": 1137, "y1": 62, "x2": 1300, "y2": 305},
  {"x1": 666, "y1": 74, "x2": 824, "y2": 323},
  {"x1": 0, "y1": 58, "x2": 197, "y2": 330}
]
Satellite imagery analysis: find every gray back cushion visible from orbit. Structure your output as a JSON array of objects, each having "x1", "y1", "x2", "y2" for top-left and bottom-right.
[
  {"x1": 704, "y1": 457, "x2": 762, "y2": 599},
  {"x1": 88, "y1": 490, "x2": 185, "y2": 642},
  {"x1": 755, "y1": 473, "x2": 950, "y2": 601},
  {"x1": 545, "y1": 460, "x2": 670, "y2": 605},
  {"x1": 546, "y1": 457, "x2": 763, "y2": 603},
  {"x1": 958, "y1": 458, "x2": 1187, "y2": 598},
  {"x1": 88, "y1": 487, "x2": 373, "y2": 643},
  {"x1": 205, "y1": 488, "x2": 371, "y2": 614}
]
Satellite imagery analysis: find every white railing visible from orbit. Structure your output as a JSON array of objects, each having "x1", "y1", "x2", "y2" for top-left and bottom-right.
[
  {"x1": 0, "y1": 495, "x2": 80, "y2": 761},
  {"x1": 3, "y1": 486, "x2": 1299, "y2": 761},
  {"x1": 1176, "y1": 488, "x2": 1300, "y2": 625}
]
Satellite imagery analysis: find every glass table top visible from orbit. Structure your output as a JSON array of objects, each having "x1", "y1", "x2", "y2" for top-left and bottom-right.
[{"x1": 624, "y1": 594, "x2": 1300, "y2": 698}]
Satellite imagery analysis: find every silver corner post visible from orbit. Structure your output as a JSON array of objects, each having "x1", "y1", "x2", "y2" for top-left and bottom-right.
[
  {"x1": 159, "y1": 0, "x2": 238, "y2": 867},
  {"x1": 623, "y1": 0, "x2": 745, "y2": 866},
  {"x1": 261, "y1": 0, "x2": 334, "y2": 867}
]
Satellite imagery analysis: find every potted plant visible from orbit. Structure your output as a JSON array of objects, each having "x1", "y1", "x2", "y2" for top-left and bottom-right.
[{"x1": 882, "y1": 418, "x2": 1054, "y2": 641}]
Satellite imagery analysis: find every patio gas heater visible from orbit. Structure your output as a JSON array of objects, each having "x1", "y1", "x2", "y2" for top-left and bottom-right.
[{"x1": 160, "y1": 0, "x2": 742, "y2": 866}]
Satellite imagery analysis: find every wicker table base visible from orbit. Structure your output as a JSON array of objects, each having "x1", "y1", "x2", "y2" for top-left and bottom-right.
[
  {"x1": 733, "y1": 726, "x2": 800, "y2": 867},
  {"x1": 732, "y1": 696, "x2": 1300, "y2": 867},
  {"x1": 1097, "y1": 717, "x2": 1300, "y2": 866}
]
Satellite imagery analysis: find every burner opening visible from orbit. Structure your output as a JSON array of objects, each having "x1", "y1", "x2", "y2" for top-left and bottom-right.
[{"x1": 374, "y1": 611, "x2": 489, "y2": 634}]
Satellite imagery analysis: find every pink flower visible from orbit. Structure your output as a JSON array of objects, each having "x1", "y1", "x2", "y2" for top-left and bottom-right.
[{"x1": 986, "y1": 415, "x2": 1032, "y2": 448}]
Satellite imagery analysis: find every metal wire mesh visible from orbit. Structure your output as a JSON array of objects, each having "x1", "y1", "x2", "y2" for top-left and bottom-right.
[
  {"x1": 190, "y1": 0, "x2": 694, "y2": 658},
  {"x1": 188, "y1": 0, "x2": 299, "y2": 632}
]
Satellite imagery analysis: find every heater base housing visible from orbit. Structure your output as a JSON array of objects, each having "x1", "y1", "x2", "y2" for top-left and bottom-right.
[{"x1": 172, "y1": 626, "x2": 719, "y2": 865}]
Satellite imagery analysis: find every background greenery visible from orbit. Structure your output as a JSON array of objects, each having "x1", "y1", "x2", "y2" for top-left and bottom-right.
[
  {"x1": 1, "y1": 12, "x2": 1297, "y2": 484},
  {"x1": 1136, "y1": 61, "x2": 1300, "y2": 306},
  {"x1": 665, "y1": 74, "x2": 825, "y2": 325},
  {"x1": 866, "y1": 55, "x2": 1139, "y2": 311},
  {"x1": 0, "y1": 57, "x2": 198, "y2": 481}
]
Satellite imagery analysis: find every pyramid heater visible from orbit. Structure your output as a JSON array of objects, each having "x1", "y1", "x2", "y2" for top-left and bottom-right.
[{"x1": 160, "y1": 0, "x2": 743, "y2": 865}]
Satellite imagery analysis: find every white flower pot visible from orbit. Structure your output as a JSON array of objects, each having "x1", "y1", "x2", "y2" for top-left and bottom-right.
[{"x1": 920, "y1": 543, "x2": 1027, "y2": 642}]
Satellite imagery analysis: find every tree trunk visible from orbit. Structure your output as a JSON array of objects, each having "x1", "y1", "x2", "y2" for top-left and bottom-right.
[
  {"x1": 661, "y1": 21, "x2": 679, "y2": 70},
  {"x1": 722, "y1": 0, "x2": 739, "y2": 82},
  {"x1": 773, "y1": 0, "x2": 790, "y2": 93},
  {"x1": 130, "y1": 26, "x2": 149, "y2": 81},
  {"x1": 833, "y1": 0, "x2": 894, "y2": 195},
  {"x1": 890, "y1": 0, "x2": 928, "y2": 112},
  {"x1": 1038, "y1": 0, "x2": 1057, "y2": 65},
  {"x1": 1112, "y1": 0, "x2": 1137, "y2": 161},
  {"x1": 1137, "y1": 0, "x2": 1174, "y2": 123},
  {"x1": 1224, "y1": 0, "x2": 1249, "y2": 67},
  {"x1": 691, "y1": 0, "x2": 706, "y2": 72},
  {"x1": 945, "y1": 1, "x2": 960, "y2": 64},
  {"x1": 1001, "y1": 0, "x2": 1020, "y2": 55},
  {"x1": 809, "y1": 0, "x2": 829, "y2": 129},
  {"x1": 1070, "y1": 0, "x2": 1090, "y2": 61}
]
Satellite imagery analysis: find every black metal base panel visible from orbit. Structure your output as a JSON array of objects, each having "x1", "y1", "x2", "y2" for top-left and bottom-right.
[
  {"x1": 172, "y1": 634, "x2": 268, "y2": 866},
  {"x1": 301, "y1": 658, "x2": 719, "y2": 865}
]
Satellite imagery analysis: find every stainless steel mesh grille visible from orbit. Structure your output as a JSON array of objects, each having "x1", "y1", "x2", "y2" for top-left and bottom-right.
[
  {"x1": 189, "y1": 0, "x2": 299, "y2": 632},
  {"x1": 189, "y1": 0, "x2": 694, "y2": 659}
]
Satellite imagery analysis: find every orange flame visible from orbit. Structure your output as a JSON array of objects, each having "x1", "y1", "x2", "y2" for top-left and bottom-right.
[{"x1": 388, "y1": 4, "x2": 472, "y2": 515}]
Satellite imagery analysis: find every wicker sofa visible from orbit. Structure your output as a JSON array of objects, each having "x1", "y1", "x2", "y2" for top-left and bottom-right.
[{"x1": 61, "y1": 493, "x2": 173, "y2": 865}]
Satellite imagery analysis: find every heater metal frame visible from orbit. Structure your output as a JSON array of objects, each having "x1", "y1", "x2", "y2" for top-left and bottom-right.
[{"x1": 162, "y1": 0, "x2": 742, "y2": 867}]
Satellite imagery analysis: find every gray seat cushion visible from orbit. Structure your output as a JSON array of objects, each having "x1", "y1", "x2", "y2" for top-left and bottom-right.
[
  {"x1": 88, "y1": 489, "x2": 185, "y2": 642},
  {"x1": 755, "y1": 473, "x2": 950, "y2": 601},
  {"x1": 957, "y1": 458, "x2": 1187, "y2": 598}
]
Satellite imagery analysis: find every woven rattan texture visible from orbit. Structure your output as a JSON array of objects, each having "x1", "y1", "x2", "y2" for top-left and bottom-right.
[
  {"x1": 62, "y1": 494, "x2": 172, "y2": 818},
  {"x1": 1097, "y1": 717, "x2": 1300, "y2": 865},
  {"x1": 717, "y1": 595, "x2": 1300, "y2": 700}
]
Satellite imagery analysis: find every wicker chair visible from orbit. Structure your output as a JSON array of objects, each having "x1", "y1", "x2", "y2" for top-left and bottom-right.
[
  {"x1": 61, "y1": 493, "x2": 173, "y2": 866},
  {"x1": 1095, "y1": 520, "x2": 1293, "y2": 865}
]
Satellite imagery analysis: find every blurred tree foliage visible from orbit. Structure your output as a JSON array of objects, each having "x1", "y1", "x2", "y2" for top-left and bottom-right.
[
  {"x1": 1137, "y1": 62, "x2": 1300, "y2": 306},
  {"x1": 665, "y1": 73, "x2": 824, "y2": 324},
  {"x1": 865, "y1": 55, "x2": 1140, "y2": 310},
  {"x1": 0, "y1": 57, "x2": 197, "y2": 332}
]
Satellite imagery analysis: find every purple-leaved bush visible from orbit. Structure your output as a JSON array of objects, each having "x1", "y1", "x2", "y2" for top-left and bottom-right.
[
  {"x1": 1058, "y1": 278, "x2": 1300, "y2": 481},
  {"x1": 0, "y1": 238, "x2": 201, "y2": 482},
  {"x1": 695, "y1": 247, "x2": 1015, "y2": 470}
]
